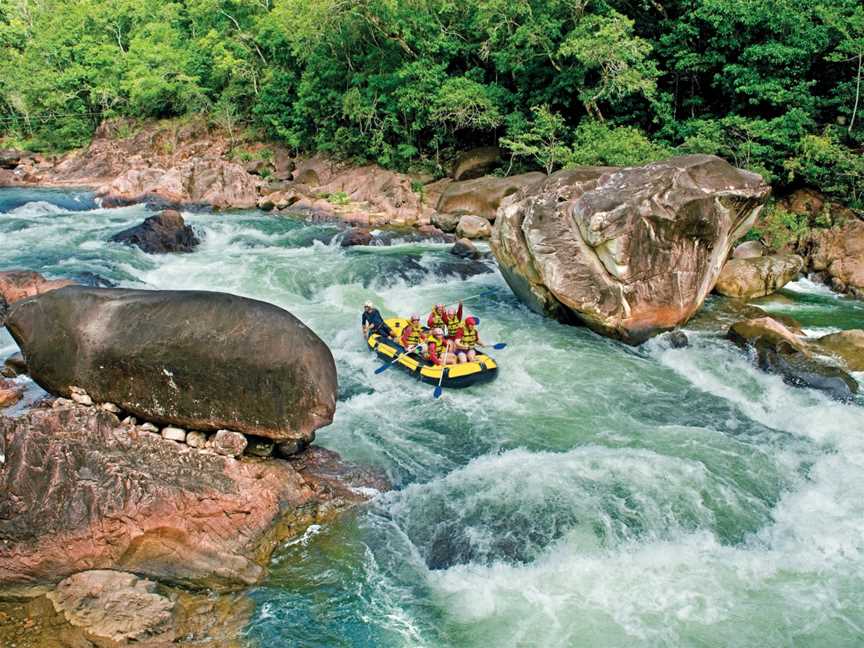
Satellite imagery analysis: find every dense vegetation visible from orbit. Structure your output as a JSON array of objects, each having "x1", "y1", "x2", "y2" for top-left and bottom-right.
[{"x1": 1, "y1": 0, "x2": 862, "y2": 206}]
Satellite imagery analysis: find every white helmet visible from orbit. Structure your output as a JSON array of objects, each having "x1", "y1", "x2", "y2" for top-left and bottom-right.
[{"x1": 364, "y1": 301, "x2": 373, "y2": 309}]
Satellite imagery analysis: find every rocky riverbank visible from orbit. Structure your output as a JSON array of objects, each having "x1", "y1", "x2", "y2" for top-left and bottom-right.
[
  {"x1": 0, "y1": 273, "x2": 388, "y2": 646},
  {"x1": 2, "y1": 117, "x2": 862, "y2": 375}
]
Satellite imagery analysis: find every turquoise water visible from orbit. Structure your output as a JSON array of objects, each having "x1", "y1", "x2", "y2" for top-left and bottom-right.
[{"x1": 2, "y1": 189, "x2": 864, "y2": 647}]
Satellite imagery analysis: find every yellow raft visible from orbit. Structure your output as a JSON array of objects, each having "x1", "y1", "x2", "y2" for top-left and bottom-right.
[{"x1": 367, "y1": 317, "x2": 498, "y2": 388}]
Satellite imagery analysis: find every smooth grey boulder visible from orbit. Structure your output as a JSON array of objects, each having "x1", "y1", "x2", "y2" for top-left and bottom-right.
[{"x1": 5, "y1": 286, "x2": 337, "y2": 442}]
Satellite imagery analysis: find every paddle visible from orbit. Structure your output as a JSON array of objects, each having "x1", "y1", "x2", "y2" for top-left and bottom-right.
[
  {"x1": 433, "y1": 347, "x2": 449, "y2": 398},
  {"x1": 374, "y1": 344, "x2": 419, "y2": 374},
  {"x1": 444, "y1": 289, "x2": 496, "y2": 309},
  {"x1": 489, "y1": 342, "x2": 507, "y2": 350}
]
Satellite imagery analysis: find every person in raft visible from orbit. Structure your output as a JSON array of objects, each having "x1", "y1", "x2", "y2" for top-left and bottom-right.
[
  {"x1": 362, "y1": 301, "x2": 393, "y2": 339},
  {"x1": 425, "y1": 327, "x2": 457, "y2": 365},
  {"x1": 427, "y1": 303, "x2": 447, "y2": 330},
  {"x1": 400, "y1": 314, "x2": 426, "y2": 354},
  {"x1": 427, "y1": 302, "x2": 462, "y2": 333},
  {"x1": 453, "y1": 316, "x2": 486, "y2": 363},
  {"x1": 444, "y1": 306, "x2": 462, "y2": 340}
]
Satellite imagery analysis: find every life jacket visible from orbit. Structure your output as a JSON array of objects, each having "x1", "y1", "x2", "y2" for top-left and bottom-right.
[
  {"x1": 429, "y1": 310, "x2": 445, "y2": 328},
  {"x1": 446, "y1": 316, "x2": 461, "y2": 337},
  {"x1": 460, "y1": 325, "x2": 478, "y2": 348},
  {"x1": 427, "y1": 334, "x2": 445, "y2": 355},
  {"x1": 404, "y1": 325, "x2": 423, "y2": 347}
]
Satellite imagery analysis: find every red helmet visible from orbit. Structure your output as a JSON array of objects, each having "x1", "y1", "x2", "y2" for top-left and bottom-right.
[{"x1": 465, "y1": 317, "x2": 477, "y2": 327}]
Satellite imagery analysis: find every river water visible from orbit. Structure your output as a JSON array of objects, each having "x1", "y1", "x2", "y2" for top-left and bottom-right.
[{"x1": 2, "y1": 188, "x2": 864, "y2": 647}]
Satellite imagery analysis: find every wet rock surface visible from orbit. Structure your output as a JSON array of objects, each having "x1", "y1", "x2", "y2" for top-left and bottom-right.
[
  {"x1": 491, "y1": 155, "x2": 770, "y2": 343},
  {"x1": 456, "y1": 214, "x2": 492, "y2": 239},
  {"x1": 727, "y1": 317, "x2": 858, "y2": 400},
  {"x1": 97, "y1": 158, "x2": 261, "y2": 209},
  {"x1": 5, "y1": 286, "x2": 337, "y2": 442},
  {"x1": 814, "y1": 329, "x2": 864, "y2": 372},
  {"x1": 0, "y1": 404, "x2": 387, "y2": 591},
  {"x1": 0, "y1": 270, "x2": 75, "y2": 307},
  {"x1": 45, "y1": 570, "x2": 176, "y2": 645},
  {"x1": 437, "y1": 173, "x2": 544, "y2": 221},
  {"x1": 451, "y1": 238, "x2": 480, "y2": 259},
  {"x1": 110, "y1": 209, "x2": 200, "y2": 253},
  {"x1": 798, "y1": 219, "x2": 864, "y2": 298},
  {"x1": 715, "y1": 254, "x2": 804, "y2": 300}
]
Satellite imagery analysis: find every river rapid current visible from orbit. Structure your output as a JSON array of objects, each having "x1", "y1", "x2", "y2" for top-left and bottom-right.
[{"x1": 2, "y1": 188, "x2": 864, "y2": 647}]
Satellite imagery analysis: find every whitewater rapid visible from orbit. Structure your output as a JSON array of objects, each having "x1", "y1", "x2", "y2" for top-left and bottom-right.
[{"x1": 2, "y1": 189, "x2": 863, "y2": 647}]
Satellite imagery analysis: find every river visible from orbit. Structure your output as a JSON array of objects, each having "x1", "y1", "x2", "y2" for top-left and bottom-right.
[{"x1": 2, "y1": 188, "x2": 864, "y2": 647}]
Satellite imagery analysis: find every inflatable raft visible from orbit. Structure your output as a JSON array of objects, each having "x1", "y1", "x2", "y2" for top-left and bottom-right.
[{"x1": 367, "y1": 317, "x2": 498, "y2": 388}]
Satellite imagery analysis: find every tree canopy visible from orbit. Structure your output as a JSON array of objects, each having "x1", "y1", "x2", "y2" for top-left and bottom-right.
[{"x1": 1, "y1": 0, "x2": 862, "y2": 205}]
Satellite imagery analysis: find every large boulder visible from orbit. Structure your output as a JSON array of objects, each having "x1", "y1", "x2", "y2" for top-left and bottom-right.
[
  {"x1": 0, "y1": 404, "x2": 386, "y2": 591},
  {"x1": 727, "y1": 317, "x2": 858, "y2": 400},
  {"x1": 799, "y1": 220, "x2": 864, "y2": 297},
  {"x1": 0, "y1": 270, "x2": 75, "y2": 307},
  {"x1": 814, "y1": 329, "x2": 864, "y2": 372},
  {"x1": 437, "y1": 173, "x2": 545, "y2": 220},
  {"x1": 110, "y1": 209, "x2": 200, "y2": 253},
  {"x1": 714, "y1": 253, "x2": 804, "y2": 300},
  {"x1": 491, "y1": 155, "x2": 770, "y2": 343},
  {"x1": 5, "y1": 287, "x2": 336, "y2": 442}
]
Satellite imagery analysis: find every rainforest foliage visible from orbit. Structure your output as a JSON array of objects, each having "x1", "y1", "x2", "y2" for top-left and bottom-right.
[{"x1": 1, "y1": 0, "x2": 862, "y2": 204}]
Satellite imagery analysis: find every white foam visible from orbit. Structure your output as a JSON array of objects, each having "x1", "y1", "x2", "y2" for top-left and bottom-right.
[{"x1": 7, "y1": 200, "x2": 69, "y2": 216}]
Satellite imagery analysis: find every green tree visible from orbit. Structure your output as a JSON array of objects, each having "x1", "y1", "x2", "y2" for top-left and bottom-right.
[{"x1": 500, "y1": 105, "x2": 571, "y2": 175}]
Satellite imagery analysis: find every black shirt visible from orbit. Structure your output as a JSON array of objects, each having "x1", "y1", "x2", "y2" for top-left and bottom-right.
[{"x1": 362, "y1": 308, "x2": 385, "y2": 328}]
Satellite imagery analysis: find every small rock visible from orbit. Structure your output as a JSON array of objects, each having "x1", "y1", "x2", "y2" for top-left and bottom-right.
[
  {"x1": 121, "y1": 416, "x2": 138, "y2": 426},
  {"x1": 52, "y1": 397, "x2": 73, "y2": 409},
  {"x1": 245, "y1": 436, "x2": 274, "y2": 457},
  {"x1": 431, "y1": 211, "x2": 461, "y2": 233},
  {"x1": 161, "y1": 426, "x2": 187, "y2": 443},
  {"x1": 276, "y1": 438, "x2": 309, "y2": 458},
  {"x1": 732, "y1": 240, "x2": 766, "y2": 259},
  {"x1": 186, "y1": 431, "x2": 207, "y2": 448},
  {"x1": 0, "y1": 379, "x2": 24, "y2": 408},
  {"x1": 3, "y1": 351, "x2": 27, "y2": 376},
  {"x1": 450, "y1": 238, "x2": 480, "y2": 259},
  {"x1": 664, "y1": 330, "x2": 689, "y2": 348},
  {"x1": 456, "y1": 214, "x2": 492, "y2": 239},
  {"x1": 100, "y1": 402, "x2": 121, "y2": 414},
  {"x1": 140, "y1": 422, "x2": 159, "y2": 433},
  {"x1": 213, "y1": 429, "x2": 247, "y2": 457},
  {"x1": 70, "y1": 390, "x2": 93, "y2": 406},
  {"x1": 340, "y1": 227, "x2": 374, "y2": 247},
  {"x1": 110, "y1": 209, "x2": 200, "y2": 254}
]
